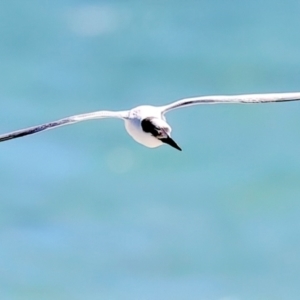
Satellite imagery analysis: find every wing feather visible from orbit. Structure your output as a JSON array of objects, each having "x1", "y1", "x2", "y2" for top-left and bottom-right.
[
  {"x1": 160, "y1": 92, "x2": 300, "y2": 114},
  {"x1": 0, "y1": 110, "x2": 128, "y2": 142}
]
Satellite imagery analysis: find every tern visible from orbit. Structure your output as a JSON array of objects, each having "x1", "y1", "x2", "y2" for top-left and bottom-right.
[{"x1": 1, "y1": 92, "x2": 300, "y2": 151}]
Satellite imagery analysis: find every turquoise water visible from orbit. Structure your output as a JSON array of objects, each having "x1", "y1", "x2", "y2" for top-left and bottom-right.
[{"x1": 1, "y1": 1, "x2": 300, "y2": 299}]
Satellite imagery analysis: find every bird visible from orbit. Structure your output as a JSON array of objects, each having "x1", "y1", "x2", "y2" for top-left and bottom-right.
[{"x1": 1, "y1": 92, "x2": 300, "y2": 151}]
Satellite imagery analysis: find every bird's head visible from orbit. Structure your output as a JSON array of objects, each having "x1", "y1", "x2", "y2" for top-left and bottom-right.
[{"x1": 141, "y1": 117, "x2": 181, "y2": 151}]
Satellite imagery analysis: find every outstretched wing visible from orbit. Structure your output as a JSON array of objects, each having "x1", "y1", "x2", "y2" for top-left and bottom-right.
[
  {"x1": 0, "y1": 110, "x2": 128, "y2": 142},
  {"x1": 160, "y1": 92, "x2": 300, "y2": 114}
]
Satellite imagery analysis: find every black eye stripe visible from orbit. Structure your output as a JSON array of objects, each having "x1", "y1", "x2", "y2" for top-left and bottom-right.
[
  {"x1": 141, "y1": 118, "x2": 154, "y2": 133},
  {"x1": 141, "y1": 117, "x2": 165, "y2": 137}
]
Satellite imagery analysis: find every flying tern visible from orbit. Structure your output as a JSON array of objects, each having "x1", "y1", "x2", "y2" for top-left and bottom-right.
[{"x1": 1, "y1": 92, "x2": 300, "y2": 151}]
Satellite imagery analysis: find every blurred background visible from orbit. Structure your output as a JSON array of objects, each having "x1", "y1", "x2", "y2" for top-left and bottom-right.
[{"x1": 0, "y1": 0, "x2": 300, "y2": 299}]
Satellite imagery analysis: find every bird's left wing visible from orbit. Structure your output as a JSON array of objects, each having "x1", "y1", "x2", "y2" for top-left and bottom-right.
[
  {"x1": 160, "y1": 92, "x2": 300, "y2": 114},
  {"x1": 0, "y1": 110, "x2": 128, "y2": 142}
]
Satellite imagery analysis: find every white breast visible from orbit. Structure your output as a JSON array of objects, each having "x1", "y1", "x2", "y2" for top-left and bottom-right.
[
  {"x1": 124, "y1": 105, "x2": 165, "y2": 148},
  {"x1": 124, "y1": 118, "x2": 163, "y2": 148}
]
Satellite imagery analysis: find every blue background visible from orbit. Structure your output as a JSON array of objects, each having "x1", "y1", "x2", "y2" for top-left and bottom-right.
[{"x1": 1, "y1": 1, "x2": 300, "y2": 299}]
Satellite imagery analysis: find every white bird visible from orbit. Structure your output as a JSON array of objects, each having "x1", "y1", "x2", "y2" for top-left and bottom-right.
[{"x1": 1, "y1": 92, "x2": 300, "y2": 151}]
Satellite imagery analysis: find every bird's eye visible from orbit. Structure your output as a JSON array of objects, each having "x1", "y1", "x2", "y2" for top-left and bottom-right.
[
  {"x1": 156, "y1": 128, "x2": 169, "y2": 138},
  {"x1": 163, "y1": 127, "x2": 170, "y2": 133}
]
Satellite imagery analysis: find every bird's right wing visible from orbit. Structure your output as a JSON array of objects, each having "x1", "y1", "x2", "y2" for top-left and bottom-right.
[
  {"x1": 160, "y1": 92, "x2": 300, "y2": 114},
  {"x1": 0, "y1": 110, "x2": 129, "y2": 142}
]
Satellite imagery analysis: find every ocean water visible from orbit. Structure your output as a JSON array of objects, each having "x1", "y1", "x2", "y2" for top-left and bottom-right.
[{"x1": 1, "y1": 1, "x2": 300, "y2": 299}]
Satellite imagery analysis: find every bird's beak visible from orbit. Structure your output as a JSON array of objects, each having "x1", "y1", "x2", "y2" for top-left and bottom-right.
[{"x1": 160, "y1": 136, "x2": 182, "y2": 151}]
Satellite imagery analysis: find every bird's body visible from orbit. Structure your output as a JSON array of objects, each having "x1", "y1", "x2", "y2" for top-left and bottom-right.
[
  {"x1": 125, "y1": 105, "x2": 169, "y2": 148},
  {"x1": 125, "y1": 116, "x2": 162, "y2": 149},
  {"x1": 1, "y1": 92, "x2": 300, "y2": 151}
]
